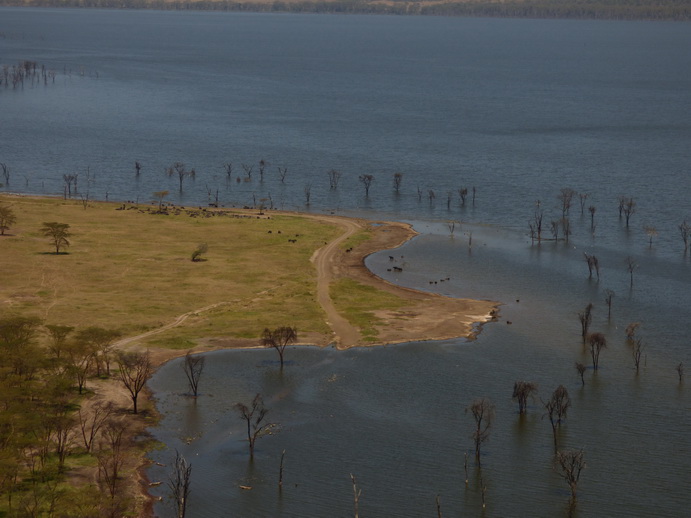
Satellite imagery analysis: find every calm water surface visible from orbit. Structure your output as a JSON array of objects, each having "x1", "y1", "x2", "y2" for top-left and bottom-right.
[{"x1": 2, "y1": 8, "x2": 691, "y2": 517}]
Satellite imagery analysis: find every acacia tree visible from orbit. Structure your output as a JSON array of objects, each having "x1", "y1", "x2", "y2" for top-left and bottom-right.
[
  {"x1": 467, "y1": 397, "x2": 495, "y2": 465},
  {"x1": 512, "y1": 381, "x2": 538, "y2": 414},
  {"x1": 358, "y1": 174, "x2": 374, "y2": 196},
  {"x1": 116, "y1": 351, "x2": 153, "y2": 414},
  {"x1": 234, "y1": 394, "x2": 274, "y2": 458},
  {"x1": 588, "y1": 332, "x2": 607, "y2": 370},
  {"x1": 168, "y1": 450, "x2": 192, "y2": 518},
  {"x1": 0, "y1": 203, "x2": 17, "y2": 235},
  {"x1": 262, "y1": 326, "x2": 297, "y2": 368},
  {"x1": 153, "y1": 190, "x2": 169, "y2": 212},
  {"x1": 578, "y1": 303, "x2": 593, "y2": 345},
  {"x1": 182, "y1": 352, "x2": 205, "y2": 397},
  {"x1": 555, "y1": 449, "x2": 586, "y2": 502},
  {"x1": 543, "y1": 385, "x2": 571, "y2": 451},
  {"x1": 41, "y1": 221, "x2": 71, "y2": 254},
  {"x1": 46, "y1": 324, "x2": 74, "y2": 360},
  {"x1": 75, "y1": 327, "x2": 122, "y2": 377}
]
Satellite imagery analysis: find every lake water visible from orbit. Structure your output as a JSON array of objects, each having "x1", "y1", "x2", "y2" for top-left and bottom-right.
[{"x1": 2, "y1": 7, "x2": 691, "y2": 517}]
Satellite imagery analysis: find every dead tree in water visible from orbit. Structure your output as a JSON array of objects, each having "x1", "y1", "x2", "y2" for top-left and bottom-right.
[
  {"x1": 676, "y1": 362, "x2": 684, "y2": 384},
  {"x1": 168, "y1": 450, "x2": 192, "y2": 518},
  {"x1": 393, "y1": 172, "x2": 403, "y2": 193},
  {"x1": 625, "y1": 256, "x2": 637, "y2": 288},
  {"x1": 182, "y1": 351, "x2": 205, "y2": 396},
  {"x1": 632, "y1": 339, "x2": 644, "y2": 373},
  {"x1": 467, "y1": 397, "x2": 495, "y2": 465},
  {"x1": 578, "y1": 303, "x2": 593, "y2": 345},
  {"x1": 575, "y1": 362, "x2": 587, "y2": 386},
  {"x1": 512, "y1": 381, "x2": 538, "y2": 414},
  {"x1": 235, "y1": 394, "x2": 274, "y2": 458},
  {"x1": 328, "y1": 169, "x2": 341, "y2": 189},
  {"x1": 555, "y1": 449, "x2": 586, "y2": 503},
  {"x1": 604, "y1": 289, "x2": 614, "y2": 320},
  {"x1": 543, "y1": 385, "x2": 571, "y2": 451},
  {"x1": 588, "y1": 332, "x2": 607, "y2": 370},
  {"x1": 558, "y1": 188, "x2": 576, "y2": 218},
  {"x1": 679, "y1": 221, "x2": 690, "y2": 252},
  {"x1": 359, "y1": 174, "x2": 374, "y2": 196},
  {"x1": 262, "y1": 326, "x2": 297, "y2": 367},
  {"x1": 583, "y1": 253, "x2": 599, "y2": 280}
]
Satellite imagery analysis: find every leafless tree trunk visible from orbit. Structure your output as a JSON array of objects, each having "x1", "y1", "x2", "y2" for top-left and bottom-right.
[
  {"x1": 604, "y1": 289, "x2": 614, "y2": 320},
  {"x1": 632, "y1": 339, "x2": 644, "y2": 373},
  {"x1": 235, "y1": 394, "x2": 274, "y2": 458},
  {"x1": 588, "y1": 205, "x2": 596, "y2": 231},
  {"x1": 555, "y1": 449, "x2": 586, "y2": 502},
  {"x1": 512, "y1": 381, "x2": 538, "y2": 414},
  {"x1": 578, "y1": 303, "x2": 593, "y2": 345},
  {"x1": 679, "y1": 221, "x2": 690, "y2": 252},
  {"x1": 543, "y1": 386, "x2": 571, "y2": 451},
  {"x1": 328, "y1": 169, "x2": 341, "y2": 189},
  {"x1": 625, "y1": 256, "x2": 637, "y2": 288},
  {"x1": 359, "y1": 174, "x2": 374, "y2": 196},
  {"x1": 304, "y1": 184, "x2": 312, "y2": 205},
  {"x1": 575, "y1": 362, "x2": 586, "y2": 386},
  {"x1": 458, "y1": 187, "x2": 468, "y2": 206},
  {"x1": 393, "y1": 172, "x2": 403, "y2": 193},
  {"x1": 350, "y1": 474, "x2": 361, "y2": 518},
  {"x1": 622, "y1": 197, "x2": 636, "y2": 227},
  {"x1": 116, "y1": 351, "x2": 153, "y2": 414},
  {"x1": 588, "y1": 332, "x2": 607, "y2": 370},
  {"x1": 467, "y1": 398, "x2": 495, "y2": 465},
  {"x1": 278, "y1": 450, "x2": 286, "y2": 489},
  {"x1": 557, "y1": 188, "x2": 575, "y2": 218},
  {"x1": 262, "y1": 327, "x2": 298, "y2": 368},
  {"x1": 78, "y1": 401, "x2": 115, "y2": 453},
  {"x1": 168, "y1": 450, "x2": 192, "y2": 518},
  {"x1": 242, "y1": 163, "x2": 253, "y2": 180},
  {"x1": 277, "y1": 166, "x2": 288, "y2": 183},
  {"x1": 182, "y1": 352, "x2": 205, "y2": 396},
  {"x1": 676, "y1": 362, "x2": 684, "y2": 383},
  {"x1": 578, "y1": 192, "x2": 589, "y2": 214}
]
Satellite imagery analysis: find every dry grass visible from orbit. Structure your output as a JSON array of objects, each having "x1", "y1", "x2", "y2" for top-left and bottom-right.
[{"x1": 0, "y1": 195, "x2": 342, "y2": 348}]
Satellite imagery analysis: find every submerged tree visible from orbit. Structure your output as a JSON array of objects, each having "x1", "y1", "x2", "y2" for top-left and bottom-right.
[
  {"x1": 359, "y1": 174, "x2": 374, "y2": 196},
  {"x1": 625, "y1": 256, "x2": 637, "y2": 288},
  {"x1": 578, "y1": 303, "x2": 593, "y2": 345},
  {"x1": 583, "y1": 253, "x2": 599, "y2": 280},
  {"x1": 261, "y1": 326, "x2": 297, "y2": 368},
  {"x1": 235, "y1": 394, "x2": 274, "y2": 458},
  {"x1": 676, "y1": 362, "x2": 684, "y2": 384},
  {"x1": 604, "y1": 289, "x2": 615, "y2": 320},
  {"x1": 679, "y1": 221, "x2": 690, "y2": 252},
  {"x1": 467, "y1": 397, "x2": 495, "y2": 465},
  {"x1": 182, "y1": 351, "x2": 205, "y2": 397},
  {"x1": 588, "y1": 332, "x2": 607, "y2": 370},
  {"x1": 512, "y1": 381, "x2": 538, "y2": 414},
  {"x1": 393, "y1": 172, "x2": 403, "y2": 193},
  {"x1": 328, "y1": 169, "x2": 341, "y2": 189},
  {"x1": 555, "y1": 449, "x2": 586, "y2": 502},
  {"x1": 168, "y1": 450, "x2": 192, "y2": 518},
  {"x1": 632, "y1": 339, "x2": 644, "y2": 373},
  {"x1": 575, "y1": 362, "x2": 587, "y2": 386},
  {"x1": 543, "y1": 385, "x2": 571, "y2": 451}
]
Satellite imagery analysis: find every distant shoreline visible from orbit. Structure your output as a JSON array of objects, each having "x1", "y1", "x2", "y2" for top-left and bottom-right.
[{"x1": 1, "y1": 0, "x2": 690, "y2": 22}]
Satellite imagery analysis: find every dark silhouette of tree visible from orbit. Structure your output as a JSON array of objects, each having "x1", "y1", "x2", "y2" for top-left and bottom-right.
[
  {"x1": 167, "y1": 162, "x2": 195, "y2": 192},
  {"x1": 277, "y1": 166, "x2": 288, "y2": 183},
  {"x1": 168, "y1": 450, "x2": 192, "y2": 518},
  {"x1": 78, "y1": 401, "x2": 115, "y2": 453},
  {"x1": 458, "y1": 187, "x2": 468, "y2": 206},
  {"x1": 234, "y1": 394, "x2": 274, "y2": 458},
  {"x1": 588, "y1": 205, "x2": 596, "y2": 231},
  {"x1": 578, "y1": 303, "x2": 593, "y2": 345},
  {"x1": 63, "y1": 173, "x2": 78, "y2": 197},
  {"x1": 262, "y1": 326, "x2": 297, "y2": 367},
  {"x1": 604, "y1": 289, "x2": 614, "y2": 320},
  {"x1": 578, "y1": 192, "x2": 589, "y2": 215},
  {"x1": 393, "y1": 172, "x2": 403, "y2": 193},
  {"x1": 96, "y1": 417, "x2": 127, "y2": 503},
  {"x1": 182, "y1": 352, "x2": 205, "y2": 397},
  {"x1": 512, "y1": 381, "x2": 538, "y2": 414},
  {"x1": 529, "y1": 201, "x2": 544, "y2": 243},
  {"x1": 467, "y1": 397, "x2": 495, "y2": 465},
  {"x1": 351, "y1": 474, "x2": 361, "y2": 518},
  {"x1": 0, "y1": 162, "x2": 9, "y2": 185},
  {"x1": 555, "y1": 449, "x2": 585, "y2": 503},
  {"x1": 583, "y1": 253, "x2": 599, "y2": 280},
  {"x1": 135, "y1": 161, "x2": 142, "y2": 176},
  {"x1": 557, "y1": 188, "x2": 576, "y2": 218},
  {"x1": 588, "y1": 332, "x2": 607, "y2": 370},
  {"x1": 622, "y1": 197, "x2": 636, "y2": 227},
  {"x1": 242, "y1": 163, "x2": 253, "y2": 180},
  {"x1": 679, "y1": 221, "x2": 690, "y2": 252},
  {"x1": 116, "y1": 351, "x2": 152, "y2": 414},
  {"x1": 0, "y1": 203, "x2": 17, "y2": 235},
  {"x1": 328, "y1": 169, "x2": 341, "y2": 189},
  {"x1": 575, "y1": 362, "x2": 586, "y2": 386},
  {"x1": 41, "y1": 221, "x2": 71, "y2": 254},
  {"x1": 676, "y1": 362, "x2": 684, "y2": 384},
  {"x1": 625, "y1": 256, "x2": 637, "y2": 287},
  {"x1": 632, "y1": 339, "x2": 644, "y2": 373},
  {"x1": 359, "y1": 174, "x2": 374, "y2": 196},
  {"x1": 223, "y1": 162, "x2": 233, "y2": 180},
  {"x1": 304, "y1": 184, "x2": 312, "y2": 205},
  {"x1": 543, "y1": 385, "x2": 571, "y2": 451},
  {"x1": 644, "y1": 225, "x2": 657, "y2": 248}
]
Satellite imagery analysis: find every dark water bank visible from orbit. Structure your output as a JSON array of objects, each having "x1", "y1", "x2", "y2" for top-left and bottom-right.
[{"x1": 2, "y1": 0, "x2": 691, "y2": 21}]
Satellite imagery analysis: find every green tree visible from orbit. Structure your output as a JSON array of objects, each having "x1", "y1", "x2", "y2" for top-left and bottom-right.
[
  {"x1": 0, "y1": 203, "x2": 17, "y2": 235},
  {"x1": 41, "y1": 221, "x2": 71, "y2": 254}
]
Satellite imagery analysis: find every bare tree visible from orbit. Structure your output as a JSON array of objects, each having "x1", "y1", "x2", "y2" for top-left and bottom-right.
[
  {"x1": 63, "y1": 173, "x2": 78, "y2": 197},
  {"x1": 393, "y1": 172, "x2": 403, "y2": 193},
  {"x1": 182, "y1": 352, "x2": 205, "y2": 397},
  {"x1": 262, "y1": 326, "x2": 297, "y2": 368},
  {"x1": 328, "y1": 169, "x2": 341, "y2": 189},
  {"x1": 555, "y1": 449, "x2": 586, "y2": 502},
  {"x1": 588, "y1": 205, "x2": 596, "y2": 231},
  {"x1": 41, "y1": 221, "x2": 71, "y2": 254},
  {"x1": 78, "y1": 401, "x2": 115, "y2": 453},
  {"x1": 644, "y1": 225, "x2": 658, "y2": 248},
  {"x1": 168, "y1": 450, "x2": 192, "y2": 518},
  {"x1": 116, "y1": 351, "x2": 153, "y2": 414},
  {"x1": 583, "y1": 253, "x2": 599, "y2": 280},
  {"x1": 578, "y1": 193, "x2": 589, "y2": 215},
  {"x1": 622, "y1": 197, "x2": 636, "y2": 227},
  {"x1": 578, "y1": 303, "x2": 593, "y2": 345},
  {"x1": 604, "y1": 289, "x2": 615, "y2": 320},
  {"x1": 258, "y1": 159, "x2": 267, "y2": 182},
  {"x1": 0, "y1": 162, "x2": 9, "y2": 185},
  {"x1": 359, "y1": 174, "x2": 374, "y2": 196},
  {"x1": 557, "y1": 188, "x2": 576, "y2": 218},
  {"x1": 588, "y1": 332, "x2": 607, "y2": 370},
  {"x1": 96, "y1": 418, "x2": 127, "y2": 501},
  {"x1": 512, "y1": 381, "x2": 538, "y2": 414},
  {"x1": 575, "y1": 362, "x2": 586, "y2": 386},
  {"x1": 550, "y1": 220, "x2": 560, "y2": 241},
  {"x1": 467, "y1": 397, "x2": 495, "y2": 465},
  {"x1": 531, "y1": 202, "x2": 544, "y2": 243},
  {"x1": 76, "y1": 326, "x2": 122, "y2": 377},
  {"x1": 277, "y1": 166, "x2": 288, "y2": 183},
  {"x1": 304, "y1": 184, "x2": 312, "y2": 205},
  {"x1": 166, "y1": 162, "x2": 195, "y2": 192},
  {"x1": 234, "y1": 394, "x2": 274, "y2": 457},
  {"x1": 676, "y1": 362, "x2": 684, "y2": 383},
  {"x1": 625, "y1": 256, "x2": 637, "y2": 288},
  {"x1": 223, "y1": 162, "x2": 233, "y2": 180},
  {"x1": 543, "y1": 385, "x2": 571, "y2": 451},
  {"x1": 679, "y1": 221, "x2": 690, "y2": 251},
  {"x1": 351, "y1": 474, "x2": 361, "y2": 518},
  {"x1": 632, "y1": 339, "x2": 644, "y2": 373},
  {"x1": 428, "y1": 189, "x2": 436, "y2": 204},
  {"x1": 458, "y1": 187, "x2": 468, "y2": 206},
  {"x1": 134, "y1": 161, "x2": 142, "y2": 176},
  {"x1": 0, "y1": 203, "x2": 17, "y2": 235}
]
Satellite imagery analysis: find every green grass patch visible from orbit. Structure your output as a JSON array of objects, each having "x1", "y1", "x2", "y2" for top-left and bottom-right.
[{"x1": 330, "y1": 278, "x2": 408, "y2": 342}]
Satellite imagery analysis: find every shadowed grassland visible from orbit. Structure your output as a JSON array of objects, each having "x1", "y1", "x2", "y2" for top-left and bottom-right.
[{"x1": 1, "y1": 195, "x2": 344, "y2": 348}]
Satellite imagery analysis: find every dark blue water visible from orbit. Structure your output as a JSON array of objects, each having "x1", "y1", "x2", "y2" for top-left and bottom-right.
[{"x1": 2, "y1": 8, "x2": 691, "y2": 517}]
